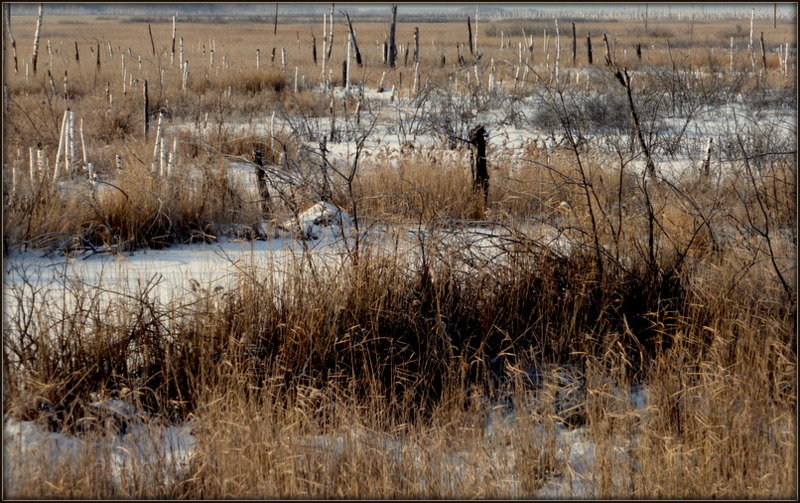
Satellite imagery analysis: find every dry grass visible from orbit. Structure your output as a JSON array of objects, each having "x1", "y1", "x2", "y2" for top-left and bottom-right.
[{"x1": 2, "y1": 11, "x2": 796, "y2": 500}]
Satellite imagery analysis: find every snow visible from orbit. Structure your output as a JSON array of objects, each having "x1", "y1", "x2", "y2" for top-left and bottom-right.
[{"x1": 3, "y1": 402, "x2": 196, "y2": 494}]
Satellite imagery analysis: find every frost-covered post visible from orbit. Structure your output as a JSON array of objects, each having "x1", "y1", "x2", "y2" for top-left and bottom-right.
[
  {"x1": 29, "y1": 147, "x2": 35, "y2": 181},
  {"x1": 159, "y1": 137, "x2": 167, "y2": 176},
  {"x1": 31, "y1": 4, "x2": 43, "y2": 74},
  {"x1": 281, "y1": 47, "x2": 286, "y2": 68},
  {"x1": 167, "y1": 139, "x2": 177, "y2": 176},
  {"x1": 412, "y1": 60, "x2": 420, "y2": 94},
  {"x1": 729, "y1": 36, "x2": 734, "y2": 73},
  {"x1": 256, "y1": 48, "x2": 261, "y2": 69},
  {"x1": 79, "y1": 117, "x2": 87, "y2": 168},
  {"x1": 182, "y1": 61, "x2": 188, "y2": 93},
  {"x1": 53, "y1": 109, "x2": 68, "y2": 181},
  {"x1": 270, "y1": 111, "x2": 275, "y2": 152},
  {"x1": 179, "y1": 37, "x2": 184, "y2": 71},
  {"x1": 294, "y1": 65, "x2": 299, "y2": 92}
]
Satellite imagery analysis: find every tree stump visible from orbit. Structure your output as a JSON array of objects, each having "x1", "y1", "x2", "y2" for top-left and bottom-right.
[
  {"x1": 253, "y1": 149, "x2": 271, "y2": 217},
  {"x1": 469, "y1": 125, "x2": 489, "y2": 206}
]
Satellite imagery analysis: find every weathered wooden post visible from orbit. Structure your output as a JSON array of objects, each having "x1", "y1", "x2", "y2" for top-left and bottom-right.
[
  {"x1": 469, "y1": 125, "x2": 489, "y2": 205},
  {"x1": 254, "y1": 149, "x2": 271, "y2": 217},
  {"x1": 413, "y1": 26, "x2": 419, "y2": 63},
  {"x1": 587, "y1": 34, "x2": 593, "y2": 64},
  {"x1": 571, "y1": 22, "x2": 577, "y2": 65},
  {"x1": 143, "y1": 79, "x2": 149, "y2": 138},
  {"x1": 387, "y1": 4, "x2": 398, "y2": 68}
]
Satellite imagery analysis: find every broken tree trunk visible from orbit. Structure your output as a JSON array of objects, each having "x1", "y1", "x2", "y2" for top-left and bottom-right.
[
  {"x1": 342, "y1": 10, "x2": 363, "y2": 66},
  {"x1": 467, "y1": 16, "x2": 474, "y2": 55},
  {"x1": 31, "y1": 3, "x2": 43, "y2": 74}
]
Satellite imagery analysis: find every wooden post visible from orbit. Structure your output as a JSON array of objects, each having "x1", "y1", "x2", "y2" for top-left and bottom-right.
[
  {"x1": 413, "y1": 26, "x2": 419, "y2": 63},
  {"x1": 760, "y1": 31, "x2": 767, "y2": 71},
  {"x1": 143, "y1": 79, "x2": 149, "y2": 139},
  {"x1": 96, "y1": 43, "x2": 100, "y2": 68},
  {"x1": 74, "y1": 40, "x2": 79, "y2": 63},
  {"x1": 171, "y1": 15, "x2": 176, "y2": 65},
  {"x1": 469, "y1": 125, "x2": 489, "y2": 205},
  {"x1": 273, "y1": 3, "x2": 279, "y2": 35},
  {"x1": 387, "y1": 4, "x2": 397, "y2": 68},
  {"x1": 571, "y1": 22, "x2": 577, "y2": 65},
  {"x1": 702, "y1": 137, "x2": 713, "y2": 175},
  {"x1": 587, "y1": 34, "x2": 593, "y2": 64},
  {"x1": 312, "y1": 33, "x2": 317, "y2": 64},
  {"x1": 254, "y1": 148, "x2": 271, "y2": 217},
  {"x1": 636, "y1": 43, "x2": 642, "y2": 59}
]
